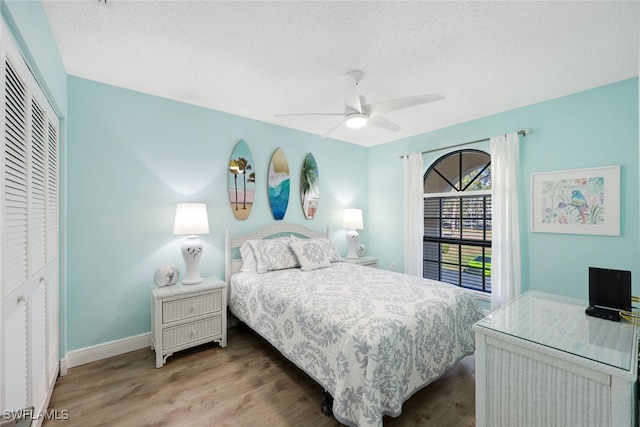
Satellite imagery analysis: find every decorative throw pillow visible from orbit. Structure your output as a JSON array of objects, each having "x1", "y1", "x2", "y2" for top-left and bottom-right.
[
  {"x1": 250, "y1": 237, "x2": 300, "y2": 273},
  {"x1": 289, "y1": 239, "x2": 332, "y2": 271},
  {"x1": 308, "y1": 238, "x2": 342, "y2": 262}
]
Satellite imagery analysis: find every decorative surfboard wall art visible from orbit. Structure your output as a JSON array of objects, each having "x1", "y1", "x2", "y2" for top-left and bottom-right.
[
  {"x1": 268, "y1": 147, "x2": 290, "y2": 220},
  {"x1": 300, "y1": 153, "x2": 319, "y2": 219},
  {"x1": 228, "y1": 139, "x2": 255, "y2": 220}
]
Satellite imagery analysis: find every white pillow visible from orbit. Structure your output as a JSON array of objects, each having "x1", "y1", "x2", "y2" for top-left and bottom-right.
[
  {"x1": 239, "y1": 240, "x2": 258, "y2": 272},
  {"x1": 289, "y1": 239, "x2": 332, "y2": 271},
  {"x1": 250, "y1": 237, "x2": 300, "y2": 273}
]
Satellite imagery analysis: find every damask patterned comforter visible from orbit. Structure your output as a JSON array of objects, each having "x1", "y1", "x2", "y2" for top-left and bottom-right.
[{"x1": 229, "y1": 262, "x2": 484, "y2": 427}]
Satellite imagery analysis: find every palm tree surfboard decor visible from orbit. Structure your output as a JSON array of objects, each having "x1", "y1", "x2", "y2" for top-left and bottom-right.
[
  {"x1": 268, "y1": 147, "x2": 290, "y2": 220},
  {"x1": 228, "y1": 140, "x2": 255, "y2": 220},
  {"x1": 300, "y1": 153, "x2": 319, "y2": 219}
]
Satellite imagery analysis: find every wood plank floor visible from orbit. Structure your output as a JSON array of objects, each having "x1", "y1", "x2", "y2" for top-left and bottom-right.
[{"x1": 45, "y1": 326, "x2": 476, "y2": 427}]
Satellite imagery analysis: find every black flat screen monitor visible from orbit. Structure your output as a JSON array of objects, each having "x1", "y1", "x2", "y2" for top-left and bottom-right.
[{"x1": 588, "y1": 267, "x2": 631, "y2": 312}]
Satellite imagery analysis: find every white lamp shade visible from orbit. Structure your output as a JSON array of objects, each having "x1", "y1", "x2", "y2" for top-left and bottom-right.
[
  {"x1": 173, "y1": 203, "x2": 210, "y2": 235},
  {"x1": 343, "y1": 208, "x2": 363, "y2": 230}
]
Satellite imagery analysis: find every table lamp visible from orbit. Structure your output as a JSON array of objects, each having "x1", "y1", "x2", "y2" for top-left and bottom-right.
[
  {"x1": 173, "y1": 203, "x2": 210, "y2": 284},
  {"x1": 343, "y1": 208, "x2": 363, "y2": 259}
]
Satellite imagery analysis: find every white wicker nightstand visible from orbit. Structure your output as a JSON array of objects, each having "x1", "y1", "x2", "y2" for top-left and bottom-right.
[
  {"x1": 343, "y1": 256, "x2": 379, "y2": 268},
  {"x1": 151, "y1": 276, "x2": 227, "y2": 368}
]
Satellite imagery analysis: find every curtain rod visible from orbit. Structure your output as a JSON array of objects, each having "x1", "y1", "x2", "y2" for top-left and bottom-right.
[{"x1": 399, "y1": 128, "x2": 533, "y2": 159}]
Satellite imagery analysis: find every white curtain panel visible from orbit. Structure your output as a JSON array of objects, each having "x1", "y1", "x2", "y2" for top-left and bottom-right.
[
  {"x1": 490, "y1": 133, "x2": 522, "y2": 310},
  {"x1": 404, "y1": 153, "x2": 424, "y2": 276}
]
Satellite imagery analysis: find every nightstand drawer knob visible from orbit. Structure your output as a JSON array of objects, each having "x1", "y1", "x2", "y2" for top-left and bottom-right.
[
  {"x1": 191, "y1": 329, "x2": 196, "y2": 337},
  {"x1": 191, "y1": 304, "x2": 196, "y2": 311}
]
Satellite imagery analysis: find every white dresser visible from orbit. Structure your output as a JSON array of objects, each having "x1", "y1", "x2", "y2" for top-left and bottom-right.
[
  {"x1": 151, "y1": 276, "x2": 227, "y2": 368},
  {"x1": 474, "y1": 290, "x2": 638, "y2": 427}
]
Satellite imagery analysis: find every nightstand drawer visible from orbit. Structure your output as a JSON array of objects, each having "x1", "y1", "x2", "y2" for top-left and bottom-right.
[
  {"x1": 162, "y1": 316, "x2": 222, "y2": 350},
  {"x1": 162, "y1": 292, "x2": 222, "y2": 323}
]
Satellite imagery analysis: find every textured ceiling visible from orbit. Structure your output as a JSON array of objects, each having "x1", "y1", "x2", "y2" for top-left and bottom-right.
[{"x1": 42, "y1": 1, "x2": 639, "y2": 147}]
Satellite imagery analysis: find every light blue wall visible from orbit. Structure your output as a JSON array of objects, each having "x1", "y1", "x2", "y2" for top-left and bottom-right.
[
  {"x1": 369, "y1": 78, "x2": 639, "y2": 301},
  {"x1": 66, "y1": 77, "x2": 368, "y2": 350}
]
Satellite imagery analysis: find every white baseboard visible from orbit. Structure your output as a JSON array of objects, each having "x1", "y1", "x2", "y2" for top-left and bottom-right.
[
  {"x1": 59, "y1": 358, "x2": 68, "y2": 376},
  {"x1": 62, "y1": 332, "x2": 151, "y2": 373}
]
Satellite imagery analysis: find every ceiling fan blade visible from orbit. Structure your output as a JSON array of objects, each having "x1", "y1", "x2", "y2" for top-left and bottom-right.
[
  {"x1": 365, "y1": 92, "x2": 445, "y2": 117},
  {"x1": 275, "y1": 112, "x2": 344, "y2": 117},
  {"x1": 321, "y1": 119, "x2": 347, "y2": 139},
  {"x1": 368, "y1": 116, "x2": 402, "y2": 132},
  {"x1": 341, "y1": 74, "x2": 362, "y2": 114}
]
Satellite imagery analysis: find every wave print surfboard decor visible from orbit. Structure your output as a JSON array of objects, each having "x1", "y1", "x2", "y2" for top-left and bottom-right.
[{"x1": 268, "y1": 147, "x2": 290, "y2": 220}]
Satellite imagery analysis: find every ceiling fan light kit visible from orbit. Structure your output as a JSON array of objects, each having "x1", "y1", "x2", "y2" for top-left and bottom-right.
[
  {"x1": 276, "y1": 70, "x2": 445, "y2": 138},
  {"x1": 345, "y1": 113, "x2": 367, "y2": 128}
]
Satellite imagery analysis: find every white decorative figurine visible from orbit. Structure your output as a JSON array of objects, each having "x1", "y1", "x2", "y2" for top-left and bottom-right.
[
  {"x1": 154, "y1": 265, "x2": 180, "y2": 287},
  {"x1": 357, "y1": 244, "x2": 366, "y2": 257}
]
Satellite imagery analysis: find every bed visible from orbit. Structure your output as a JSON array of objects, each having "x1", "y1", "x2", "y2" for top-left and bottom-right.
[{"x1": 225, "y1": 223, "x2": 484, "y2": 427}]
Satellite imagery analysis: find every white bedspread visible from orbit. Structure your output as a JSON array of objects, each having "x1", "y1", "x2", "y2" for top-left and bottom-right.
[{"x1": 229, "y1": 262, "x2": 484, "y2": 427}]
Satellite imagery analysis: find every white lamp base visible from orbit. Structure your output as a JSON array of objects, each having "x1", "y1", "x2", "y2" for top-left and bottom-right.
[
  {"x1": 181, "y1": 235, "x2": 203, "y2": 284},
  {"x1": 346, "y1": 229, "x2": 359, "y2": 259}
]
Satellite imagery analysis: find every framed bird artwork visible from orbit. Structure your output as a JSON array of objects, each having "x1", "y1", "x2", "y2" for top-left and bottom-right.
[{"x1": 530, "y1": 165, "x2": 620, "y2": 235}]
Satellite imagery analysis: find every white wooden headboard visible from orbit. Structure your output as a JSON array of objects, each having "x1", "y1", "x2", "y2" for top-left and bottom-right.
[{"x1": 225, "y1": 223, "x2": 329, "y2": 286}]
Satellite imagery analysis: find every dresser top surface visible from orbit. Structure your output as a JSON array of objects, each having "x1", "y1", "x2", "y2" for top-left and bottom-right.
[
  {"x1": 343, "y1": 256, "x2": 378, "y2": 263},
  {"x1": 152, "y1": 276, "x2": 225, "y2": 297},
  {"x1": 474, "y1": 290, "x2": 638, "y2": 371}
]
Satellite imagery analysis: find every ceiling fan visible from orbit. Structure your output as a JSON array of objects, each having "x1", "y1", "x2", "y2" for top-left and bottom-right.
[{"x1": 276, "y1": 70, "x2": 445, "y2": 138}]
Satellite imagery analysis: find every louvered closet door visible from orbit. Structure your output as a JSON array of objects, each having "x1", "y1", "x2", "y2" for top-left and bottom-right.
[
  {"x1": 3, "y1": 49, "x2": 28, "y2": 299},
  {"x1": 46, "y1": 120, "x2": 59, "y2": 390},
  {"x1": 2, "y1": 52, "x2": 30, "y2": 412},
  {"x1": 1, "y1": 20, "x2": 60, "y2": 415},
  {"x1": 29, "y1": 97, "x2": 49, "y2": 413}
]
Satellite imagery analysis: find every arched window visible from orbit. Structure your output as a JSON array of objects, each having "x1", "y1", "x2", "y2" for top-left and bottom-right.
[{"x1": 423, "y1": 149, "x2": 491, "y2": 293}]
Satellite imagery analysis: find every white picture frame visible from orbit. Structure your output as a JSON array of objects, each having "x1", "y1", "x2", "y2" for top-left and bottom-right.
[{"x1": 530, "y1": 165, "x2": 620, "y2": 235}]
